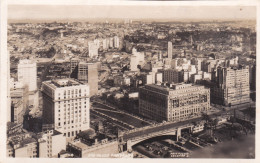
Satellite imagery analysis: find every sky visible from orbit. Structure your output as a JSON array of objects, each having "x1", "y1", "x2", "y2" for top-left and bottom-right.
[{"x1": 8, "y1": 5, "x2": 256, "y2": 20}]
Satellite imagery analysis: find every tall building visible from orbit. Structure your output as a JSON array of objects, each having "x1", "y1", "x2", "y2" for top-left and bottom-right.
[
  {"x1": 214, "y1": 66, "x2": 250, "y2": 106},
  {"x1": 18, "y1": 59, "x2": 37, "y2": 92},
  {"x1": 139, "y1": 83, "x2": 210, "y2": 122},
  {"x1": 130, "y1": 56, "x2": 138, "y2": 71},
  {"x1": 88, "y1": 41, "x2": 99, "y2": 58},
  {"x1": 77, "y1": 62, "x2": 98, "y2": 96},
  {"x1": 168, "y1": 41, "x2": 173, "y2": 59},
  {"x1": 102, "y1": 39, "x2": 108, "y2": 50},
  {"x1": 130, "y1": 48, "x2": 145, "y2": 71},
  {"x1": 11, "y1": 99, "x2": 24, "y2": 124},
  {"x1": 114, "y1": 36, "x2": 120, "y2": 48},
  {"x1": 10, "y1": 78, "x2": 29, "y2": 124},
  {"x1": 109, "y1": 37, "x2": 114, "y2": 48},
  {"x1": 70, "y1": 58, "x2": 80, "y2": 73},
  {"x1": 162, "y1": 69, "x2": 184, "y2": 84},
  {"x1": 36, "y1": 130, "x2": 66, "y2": 158},
  {"x1": 42, "y1": 79, "x2": 90, "y2": 141}
]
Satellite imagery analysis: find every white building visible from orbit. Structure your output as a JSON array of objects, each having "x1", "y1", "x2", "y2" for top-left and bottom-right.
[
  {"x1": 130, "y1": 56, "x2": 138, "y2": 71},
  {"x1": 18, "y1": 59, "x2": 37, "y2": 92},
  {"x1": 102, "y1": 39, "x2": 108, "y2": 50},
  {"x1": 114, "y1": 36, "x2": 120, "y2": 48},
  {"x1": 37, "y1": 130, "x2": 66, "y2": 158},
  {"x1": 130, "y1": 48, "x2": 145, "y2": 71},
  {"x1": 42, "y1": 79, "x2": 90, "y2": 142},
  {"x1": 88, "y1": 41, "x2": 99, "y2": 58},
  {"x1": 156, "y1": 73, "x2": 163, "y2": 83}
]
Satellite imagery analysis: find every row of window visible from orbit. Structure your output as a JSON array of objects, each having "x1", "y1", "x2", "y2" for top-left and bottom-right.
[{"x1": 64, "y1": 130, "x2": 81, "y2": 137}]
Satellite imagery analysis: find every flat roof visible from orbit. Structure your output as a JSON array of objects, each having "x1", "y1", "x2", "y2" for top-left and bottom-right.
[
  {"x1": 44, "y1": 78, "x2": 86, "y2": 89},
  {"x1": 71, "y1": 140, "x2": 90, "y2": 150}
]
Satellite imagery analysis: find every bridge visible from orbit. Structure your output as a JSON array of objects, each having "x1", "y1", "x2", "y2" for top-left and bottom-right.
[{"x1": 118, "y1": 120, "x2": 196, "y2": 152}]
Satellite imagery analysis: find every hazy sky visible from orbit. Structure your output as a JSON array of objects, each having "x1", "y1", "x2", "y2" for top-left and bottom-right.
[{"x1": 8, "y1": 5, "x2": 256, "y2": 20}]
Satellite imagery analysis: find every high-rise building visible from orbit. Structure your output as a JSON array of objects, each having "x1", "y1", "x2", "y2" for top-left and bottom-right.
[
  {"x1": 130, "y1": 48, "x2": 145, "y2": 71},
  {"x1": 70, "y1": 58, "x2": 80, "y2": 73},
  {"x1": 77, "y1": 62, "x2": 98, "y2": 96},
  {"x1": 102, "y1": 39, "x2": 108, "y2": 50},
  {"x1": 168, "y1": 41, "x2": 173, "y2": 59},
  {"x1": 42, "y1": 79, "x2": 90, "y2": 141},
  {"x1": 214, "y1": 66, "x2": 250, "y2": 106},
  {"x1": 88, "y1": 41, "x2": 99, "y2": 58},
  {"x1": 139, "y1": 83, "x2": 210, "y2": 122},
  {"x1": 114, "y1": 36, "x2": 120, "y2": 48},
  {"x1": 130, "y1": 56, "x2": 138, "y2": 71},
  {"x1": 18, "y1": 59, "x2": 37, "y2": 92},
  {"x1": 11, "y1": 99, "x2": 24, "y2": 124},
  {"x1": 109, "y1": 37, "x2": 114, "y2": 48},
  {"x1": 162, "y1": 69, "x2": 184, "y2": 84}
]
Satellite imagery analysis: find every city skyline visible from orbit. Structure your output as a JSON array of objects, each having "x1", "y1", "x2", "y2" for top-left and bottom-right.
[
  {"x1": 8, "y1": 5, "x2": 256, "y2": 21},
  {"x1": 4, "y1": 1, "x2": 257, "y2": 160}
]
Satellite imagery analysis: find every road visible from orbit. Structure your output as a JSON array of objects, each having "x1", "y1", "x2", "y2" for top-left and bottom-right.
[{"x1": 123, "y1": 103, "x2": 254, "y2": 141}]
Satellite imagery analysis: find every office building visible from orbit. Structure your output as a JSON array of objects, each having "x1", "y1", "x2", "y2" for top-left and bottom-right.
[
  {"x1": 11, "y1": 99, "x2": 24, "y2": 124},
  {"x1": 70, "y1": 60, "x2": 99, "y2": 97},
  {"x1": 18, "y1": 59, "x2": 37, "y2": 92},
  {"x1": 36, "y1": 130, "x2": 66, "y2": 158},
  {"x1": 41, "y1": 79, "x2": 90, "y2": 141},
  {"x1": 168, "y1": 41, "x2": 173, "y2": 59},
  {"x1": 88, "y1": 41, "x2": 99, "y2": 58},
  {"x1": 12, "y1": 138, "x2": 38, "y2": 158},
  {"x1": 70, "y1": 58, "x2": 80, "y2": 73},
  {"x1": 162, "y1": 69, "x2": 184, "y2": 83},
  {"x1": 139, "y1": 83, "x2": 210, "y2": 122},
  {"x1": 114, "y1": 36, "x2": 120, "y2": 48},
  {"x1": 102, "y1": 39, "x2": 108, "y2": 50},
  {"x1": 109, "y1": 37, "x2": 114, "y2": 48},
  {"x1": 130, "y1": 48, "x2": 145, "y2": 71},
  {"x1": 214, "y1": 66, "x2": 250, "y2": 106},
  {"x1": 77, "y1": 62, "x2": 98, "y2": 96}
]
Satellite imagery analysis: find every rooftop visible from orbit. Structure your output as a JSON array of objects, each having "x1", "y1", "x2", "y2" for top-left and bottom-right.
[
  {"x1": 70, "y1": 140, "x2": 90, "y2": 150},
  {"x1": 144, "y1": 83, "x2": 205, "y2": 92},
  {"x1": 44, "y1": 78, "x2": 86, "y2": 89}
]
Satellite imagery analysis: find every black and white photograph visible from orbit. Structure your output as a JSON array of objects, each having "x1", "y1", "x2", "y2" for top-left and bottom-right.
[{"x1": 0, "y1": 0, "x2": 258, "y2": 162}]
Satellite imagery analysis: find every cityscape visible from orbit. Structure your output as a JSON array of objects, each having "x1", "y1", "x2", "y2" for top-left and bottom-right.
[{"x1": 6, "y1": 5, "x2": 256, "y2": 159}]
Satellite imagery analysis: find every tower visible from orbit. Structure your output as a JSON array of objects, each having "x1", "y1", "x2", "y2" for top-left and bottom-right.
[
  {"x1": 18, "y1": 59, "x2": 37, "y2": 92},
  {"x1": 42, "y1": 79, "x2": 90, "y2": 141},
  {"x1": 168, "y1": 41, "x2": 173, "y2": 59}
]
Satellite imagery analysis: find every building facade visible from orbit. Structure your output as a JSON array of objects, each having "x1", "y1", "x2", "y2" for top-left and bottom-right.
[
  {"x1": 168, "y1": 41, "x2": 173, "y2": 59},
  {"x1": 77, "y1": 62, "x2": 98, "y2": 96},
  {"x1": 37, "y1": 130, "x2": 66, "y2": 158},
  {"x1": 18, "y1": 59, "x2": 37, "y2": 92},
  {"x1": 214, "y1": 66, "x2": 250, "y2": 106},
  {"x1": 42, "y1": 79, "x2": 90, "y2": 142},
  {"x1": 139, "y1": 83, "x2": 210, "y2": 122},
  {"x1": 162, "y1": 69, "x2": 184, "y2": 84},
  {"x1": 88, "y1": 41, "x2": 99, "y2": 58}
]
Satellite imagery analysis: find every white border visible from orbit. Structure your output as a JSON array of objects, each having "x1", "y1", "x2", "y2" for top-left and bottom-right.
[{"x1": 1, "y1": 1, "x2": 259, "y2": 163}]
